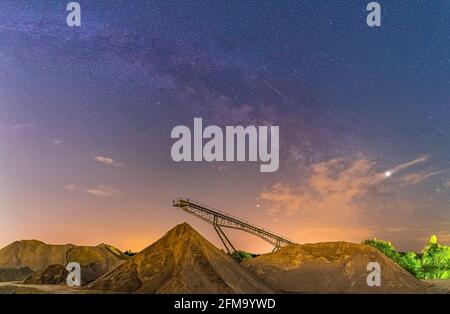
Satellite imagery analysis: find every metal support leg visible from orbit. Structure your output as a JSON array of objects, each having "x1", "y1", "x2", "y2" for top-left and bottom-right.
[
  {"x1": 271, "y1": 239, "x2": 281, "y2": 252},
  {"x1": 213, "y1": 217, "x2": 237, "y2": 254}
]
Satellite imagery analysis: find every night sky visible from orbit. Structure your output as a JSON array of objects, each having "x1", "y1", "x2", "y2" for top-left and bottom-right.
[{"x1": 1, "y1": 0, "x2": 449, "y2": 253}]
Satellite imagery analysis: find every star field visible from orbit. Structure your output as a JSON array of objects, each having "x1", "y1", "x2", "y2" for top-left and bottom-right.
[{"x1": 0, "y1": 0, "x2": 449, "y2": 252}]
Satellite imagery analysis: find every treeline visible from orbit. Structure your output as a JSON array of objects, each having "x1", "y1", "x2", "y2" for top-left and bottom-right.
[{"x1": 364, "y1": 235, "x2": 450, "y2": 279}]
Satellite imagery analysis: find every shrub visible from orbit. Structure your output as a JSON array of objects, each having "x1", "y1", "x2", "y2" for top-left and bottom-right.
[
  {"x1": 420, "y1": 235, "x2": 450, "y2": 279},
  {"x1": 363, "y1": 238, "x2": 401, "y2": 261},
  {"x1": 229, "y1": 250, "x2": 258, "y2": 262},
  {"x1": 398, "y1": 251, "x2": 422, "y2": 277},
  {"x1": 363, "y1": 235, "x2": 450, "y2": 279},
  {"x1": 124, "y1": 250, "x2": 137, "y2": 257}
]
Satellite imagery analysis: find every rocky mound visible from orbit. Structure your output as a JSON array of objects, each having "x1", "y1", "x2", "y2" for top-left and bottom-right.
[
  {"x1": 89, "y1": 223, "x2": 273, "y2": 294},
  {"x1": 0, "y1": 240, "x2": 128, "y2": 283},
  {"x1": 242, "y1": 242, "x2": 427, "y2": 293},
  {"x1": 0, "y1": 267, "x2": 33, "y2": 282},
  {"x1": 23, "y1": 265, "x2": 68, "y2": 285}
]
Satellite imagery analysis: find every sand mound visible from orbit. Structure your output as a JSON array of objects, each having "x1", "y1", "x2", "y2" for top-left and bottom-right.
[
  {"x1": 242, "y1": 242, "x2": 426, "y2": 293},
  {"x1": 423, "y1": 280, "x2": 450, "y2": 294},
  {"x1": 0, "y1": 267, "x2": 33, "y2": 282},
  {"x1": 0, "y1": 240, "x2": 128, "y2": 283},
  {"x1": 23, "y1": 265, "x2": 68, "y2": 285},
  {"x1": 89, "y1": 223, "x2": 273, "y2": 294}
]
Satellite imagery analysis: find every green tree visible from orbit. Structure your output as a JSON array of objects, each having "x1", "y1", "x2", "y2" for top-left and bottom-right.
[
  {"x1": 398, "y1": 251, "x2": 422, "y2": 278},
  {"x1": 421, "y1": 235, "x2": 450, "y2": 279},
  {"x1": 363, "y1": 235, "x2": 450, "y2": 279},
  {"x1": 363, "y1": 238, "x2": 401, "y2": 262}
]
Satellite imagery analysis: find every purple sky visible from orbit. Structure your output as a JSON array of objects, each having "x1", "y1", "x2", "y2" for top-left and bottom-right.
[{"x1": 1, "y1": 1, "x2": 449, "y2": 253}]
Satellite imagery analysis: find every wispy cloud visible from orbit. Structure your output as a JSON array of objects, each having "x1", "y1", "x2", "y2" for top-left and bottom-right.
[
  {"x1": 260, "y1": 155, "x2": 440, "y2": 217},
  {"x1": 294, "y1": 227, "x2": 374, "y2": 244},
  {"x1": 63, "y1": 184, "x2": 76, "y2": 191},
  {"x1": 386, "y1": 155, "x2": 429, "y2": 175},
  {"x1": 11, "y1": 123, "x2": 33, "y2": 131},
  {"x1": 419, "y1": 232, "x2": 450, "y2": 243},
  {"x1": 400, "y1": 170, "x2": 447, "y2": 186},
  {"x1": 53, "y1": 139, "x2": 63, "y2": 145},
  {"x1": 385, "y1": 227, "x2": 405, "y2": 233},
  {"x1": 260, "y1": 157, "x2": 378, "y2": 217},
  {"x1": 94, "y1": 156, "x2": 124, "y2": 167},
  {"x1": 85, "y1": 185, "x2": 120, "y2": 197}
]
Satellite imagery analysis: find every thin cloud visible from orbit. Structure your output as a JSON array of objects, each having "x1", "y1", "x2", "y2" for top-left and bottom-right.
[
  {"x1": 11, "y1": 123, "x2": 33, "y2": 131},
  {"x1": 385, "y1": 227, "x2": 405, "y2": 233},
  {"x1": 53, "y1": 139, "x2": 63, "y2": 145},
  {"x1": 386, "y1": 155, "x2": 429, "y2": 175},
  {"x1": 85, "y1": 185, "x2": 120, "y2": 197},
  {"x1": 260, "y1": 155, "x2": 437, "y2": 217},
  {"x1": 94, "y1": 156, "x2": 124, "y2": 167},
  {"x1": 260, "y1": 157, "x2": 380, "y2": 217},
  {"x1": 418, "y1": 232, "x2": 450, "y2": 244},
  {"x1": 400, "y1": 170, "x2": 447, "y2": 186},
  {"x1": 63, "y1": 184, "x2": 76, "y2": 191},
  {"x1": 294, "y1": 227, "x2": 374, "y2": 244}
]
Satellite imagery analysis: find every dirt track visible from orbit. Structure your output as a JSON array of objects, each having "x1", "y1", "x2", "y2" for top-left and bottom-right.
[{"x1": 0, "y1": 282, "x2": 106, "y2": 294}]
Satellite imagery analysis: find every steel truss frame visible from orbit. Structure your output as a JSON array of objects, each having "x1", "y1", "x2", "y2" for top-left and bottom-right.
[{"x1": 173, "y1": 197, "x2": 295, "y2": 253}]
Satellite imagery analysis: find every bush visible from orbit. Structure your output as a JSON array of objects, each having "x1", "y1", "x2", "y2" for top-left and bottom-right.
[
  {"x1": 363, "y1": 235, "x2": 450, "y2": 279},
  {"x1": 229, "y1": 250, "x2": 258, "y2": 262},
  {"x1": 398, "y1": 251, "x2": 422, "y2": 277},
  {"x1": 124, "y1": 250, "x2": 137, "y2": 257},
  {"x1": 421, "y1": 236, "x2": 450, "y2": 279},
  {"x1": 363, "y1": 238, "x2": 401, "y2": 261}
]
